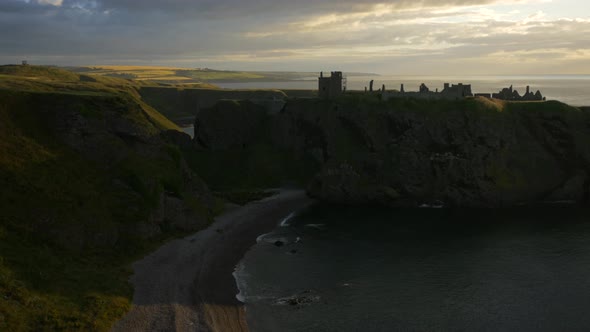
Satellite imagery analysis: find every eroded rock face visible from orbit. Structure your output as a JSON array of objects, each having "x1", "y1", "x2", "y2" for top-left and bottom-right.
[
  {"x1": 302, "y1": 101, "x2": 590, "y2": 207},
  {"x1": 194, "y1": 100, "x2": 268, "y2": 150},
  {"x1": 24, "y1": 93, "x2": 215, "y2": 249},
  {"x1": 195, "y1": 98, "x2": 590, "y2": 207}
]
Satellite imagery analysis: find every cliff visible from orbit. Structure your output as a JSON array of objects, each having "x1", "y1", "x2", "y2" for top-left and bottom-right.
[
  {"x1": 187, "y1": 99, "x2": 318, "y2": 190},
  {"x1": 0, "y1": 67, "x2": 218, "y2": 330},
  {"x1": 194, "y1": 96, "x2": 590, "y2": 207},
  {"x1": 139, "y1": 86, "x2": 286, "y2": 124},
  {"x1": 2, "y1": 65, "x2": 588, "y2": 330}
]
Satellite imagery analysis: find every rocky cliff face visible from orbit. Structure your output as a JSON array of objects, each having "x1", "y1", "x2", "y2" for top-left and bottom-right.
[
  {"x1": 195, "y1": 97, "x2": 590, "y2": 207},
  {"x1": 0, "y1": 90, "x2": 215, "y2": 250},
  {"x1": 194, "y1": 100, "x2": 269, "y2": 150}
]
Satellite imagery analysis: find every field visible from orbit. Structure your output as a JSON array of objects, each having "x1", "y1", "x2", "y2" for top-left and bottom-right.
[{"x1": 67, "y1": 65, "x2": 375, "y2": 84}]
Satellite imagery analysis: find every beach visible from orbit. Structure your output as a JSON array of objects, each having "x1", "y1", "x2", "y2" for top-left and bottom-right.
[{"x1": 111, "y1": 189, "x2": 314, "y2": 332}]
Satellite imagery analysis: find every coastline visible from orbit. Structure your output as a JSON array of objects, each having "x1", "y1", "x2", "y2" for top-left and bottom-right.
[{"x1": 111, "y1": 189, "x2": 315, "y2": 332}]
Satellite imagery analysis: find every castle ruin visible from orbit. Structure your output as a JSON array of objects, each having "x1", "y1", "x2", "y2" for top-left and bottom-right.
[
  {"x1": 318, "y1": 71, "x2": 343, "y2": 99},
  {"x1": 381, "y1": 81, "x2": 545, "y2": 102},
  {"x1": 382, "y1": 82, "x2": 473, "y2": 101},
  {"x1": 318, "y1": 71, "x2": 546, "y2": 102},
  {"x1": 490, "y1": 85, "x2": 545, "y2": 101}
]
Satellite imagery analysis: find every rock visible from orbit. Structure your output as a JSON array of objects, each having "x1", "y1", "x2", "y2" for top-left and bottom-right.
[
  {"x1": 161, "y1": 129, "x2": 193, "y2": 149},
  {"x1": 545, "y1": 172, "x2": 589, "y2": 203},
  {"x1": 191, "y1": 98, "x2": 590, "y2": 208},
  {"x1": 194, "y1": 100, "x2": 269, "y2": 150},
  {"x1": 274, "y1": 291, "x2": 321, "y2": 307}
]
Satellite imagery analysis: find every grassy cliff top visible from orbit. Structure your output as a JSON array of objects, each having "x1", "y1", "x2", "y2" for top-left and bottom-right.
[
  {"x1": 291, "y1": 93, "x2": 581, "y2": 114},
  {"x1": 0, "y1": 65, "x2": 180, "y2": 131},
  {"x1": 0, "y1": 65, "x2": 81, "y2": 81}
]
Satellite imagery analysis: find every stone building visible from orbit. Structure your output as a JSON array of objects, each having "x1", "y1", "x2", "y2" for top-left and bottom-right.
[
  {"x1": 382, "y1": 82, "x2": 473, "y2": 101},
  {"x1": 378, "y1": 80, "x2": 544, "y2": 102},
  {"x1": 441, "y1": 83, "x2": 473, "y2": 98},
  {"x1": 318, "y1": 71, "x2": 343, "y2": 99},
  {"x1": 491, "y1": 85, "x2": 545, "y2": 101}
]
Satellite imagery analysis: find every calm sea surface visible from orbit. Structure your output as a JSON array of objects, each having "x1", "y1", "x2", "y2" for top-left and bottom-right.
[
  {"x1": 217, "y1": 75, "x2": 590, "y2": 106},
  {"x1": 235, "y1": 205, "x2": 590, "y2": 331}
]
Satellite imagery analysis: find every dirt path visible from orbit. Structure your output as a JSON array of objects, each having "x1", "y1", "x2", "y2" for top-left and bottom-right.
[{"x1": 111, "y1": 190, "x2": 314, "y2": 332}]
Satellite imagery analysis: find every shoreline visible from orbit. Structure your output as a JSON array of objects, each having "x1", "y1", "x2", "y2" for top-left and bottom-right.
[{"x1": 112, "y1": 189, "x2": 315, "y2": 332}]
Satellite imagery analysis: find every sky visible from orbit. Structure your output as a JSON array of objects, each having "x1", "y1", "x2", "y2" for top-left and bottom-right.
[{"x1": 0, "y1": 0, "x2": 589, "y2": 75}]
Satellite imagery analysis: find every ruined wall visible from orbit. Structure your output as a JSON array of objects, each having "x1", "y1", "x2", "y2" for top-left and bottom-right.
[{"x1": 318, "y1": 72, "x2": 343, "y2": 99}]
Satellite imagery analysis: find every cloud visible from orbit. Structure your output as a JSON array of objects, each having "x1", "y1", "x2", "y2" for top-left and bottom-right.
[
  {"x1": 38, "y1": 0, "x2": 63, "y2": 5},
  {"x1": 6, "y1": 0, "x2": 526, "y2": 18},
  {"x1": 0, "y1": 0, "x2": 588, "y2": 74}
]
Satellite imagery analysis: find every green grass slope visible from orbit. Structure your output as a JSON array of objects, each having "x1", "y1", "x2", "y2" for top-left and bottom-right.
[
  {"x1": 0, "y1": 65, "x2": 180, "y2": 131},
  {"x1": 0, "y1": 68, "x2": 219, "y2": 331}
]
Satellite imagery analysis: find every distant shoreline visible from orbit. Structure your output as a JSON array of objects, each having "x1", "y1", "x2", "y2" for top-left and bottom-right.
[{"x1": 112, "y1": 190, "x2": 314, "y2": 332}]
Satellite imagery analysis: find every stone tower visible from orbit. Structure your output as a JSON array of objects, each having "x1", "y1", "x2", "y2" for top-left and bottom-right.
[{"x1": 318, "y1": 71, "x2": 343, "y2": 99}]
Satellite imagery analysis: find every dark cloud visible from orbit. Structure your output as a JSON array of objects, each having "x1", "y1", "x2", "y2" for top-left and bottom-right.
[
  {"x1": 3, "y1": 0, "x2": 502, "y2": 17},
  {"x1": 0, "y1": 0, "x2": 588, "y2": 74},
  {"x1": 95, "y1": 0, "x2": 507, "y2": 20}
]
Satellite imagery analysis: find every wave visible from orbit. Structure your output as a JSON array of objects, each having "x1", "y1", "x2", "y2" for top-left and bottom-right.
[
  {"x1": 280, "y1": 212, "x2": 296, "y2": 227},
  {"x1": 233, "y1": 261, "x2": 248, "y2": 303}
]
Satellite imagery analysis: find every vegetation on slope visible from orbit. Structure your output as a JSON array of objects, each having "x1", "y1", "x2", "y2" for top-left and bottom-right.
[
  {"x1": 0, "y1": 66, "x2": 219, "y2": 331},
  {"x1": 0, "y1": 65, "x2": 180, "y2": 131}
]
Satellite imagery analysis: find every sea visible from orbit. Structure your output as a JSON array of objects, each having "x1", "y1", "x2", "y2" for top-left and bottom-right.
[
  {"x1": 234, "y1": 204, "x2": 590, "y2": 331},
  {"x1": 217, "y1": 75, "x2": 590, "y2": 107}
]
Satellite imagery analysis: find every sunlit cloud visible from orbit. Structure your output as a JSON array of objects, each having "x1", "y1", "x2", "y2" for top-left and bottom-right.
[
  {"x1": 39, "y1": 0, "x2": 62, "y2": 5},
  {"x1": 0, "y1": 0, "x2": 588, "y2": 74}
]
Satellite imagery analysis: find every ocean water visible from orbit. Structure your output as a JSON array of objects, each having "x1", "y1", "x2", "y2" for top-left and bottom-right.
[
  {"x1": 235, "y1": 205, "x2": 590, "y2": 331},
  {"x1": 217, "y1": 75, "x2": 590, "y2": 106}
]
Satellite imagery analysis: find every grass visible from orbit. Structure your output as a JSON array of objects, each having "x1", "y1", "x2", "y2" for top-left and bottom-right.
[
  {"x1": 0, "y1": 65, "x2": 79, "y2": 82},
  {"x1": 68, "y1": 66, "x2": 268, "y2": 83},
  {"x1": 176, "y1": 69, "x2": 265, "y2": 81},
  {"x1": 0, "y1": 230, "x2": 132, "y2": 331},
  {"x1": 68, "y1": 65, "x2": 344, "y2": 84},
  {"x1": 0, "y1": 65, "x2": 180, "y2": 132},
  {"x1": 0, "y1": 68, "x2": 217, "y2": 331}
]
